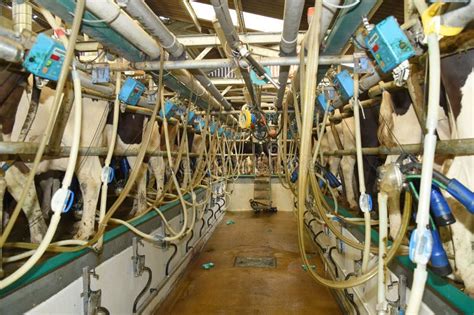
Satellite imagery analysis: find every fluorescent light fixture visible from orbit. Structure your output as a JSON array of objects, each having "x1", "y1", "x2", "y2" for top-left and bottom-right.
[{"x1": 189, "y1": 1, "x2": 283, "y2": 33}]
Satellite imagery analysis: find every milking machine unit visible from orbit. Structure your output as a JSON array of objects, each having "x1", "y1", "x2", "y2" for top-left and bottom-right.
[
  {"x1": 377, "y1": 154, "x2": 474, "y2": 279},
  {"x1": 118, "y1": 77, "x2": 146, "y2": 106},
  {"x1": 22, "y1": 33, "x2": 66, "y2": 82}
]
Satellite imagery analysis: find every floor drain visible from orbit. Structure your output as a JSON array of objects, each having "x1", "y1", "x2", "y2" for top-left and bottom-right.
[{"x1": 234, "y1": 256, "x2": 276, "y2": 268}]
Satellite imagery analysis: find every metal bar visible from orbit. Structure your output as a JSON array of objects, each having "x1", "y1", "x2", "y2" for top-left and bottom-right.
[
  {"x1": 194, "y1": 109, "x2": 295, "y2": 115},
  {"x1": 0, "y1": 142, "x2": 200, "y2": 158},
  {"x1": 176, "y1": 32, "x2": 305, "y2": 47},
  {"x1": 98, "y1": 55, "x2": 353, "y2": 71},
  {"x1": 323, "y1": 138, "x2": 474, "y2": 156},
  {"x1": 195, "y1": 46, "x2": 213, "y2": 60}
]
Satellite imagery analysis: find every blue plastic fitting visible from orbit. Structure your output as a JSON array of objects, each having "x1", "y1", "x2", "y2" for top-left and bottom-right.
[
  {"x1": 291, "y1": 168, "x2": 298, "y2": 183},
  {"x1": 430, "y1": 186, "x2": 455, "y2": 226},
  {"x1": 187, "y1": 111, "x2": 196, "y2": 124},
  {"x1": 446, "y1": 178, "x2": 474, "y2": 214},
  {"x1": 429, "y1": 229, "x2": 452, "y2": 277},
  {"x1": 63, "y1": 190, "x2": 75, "y2": 213},
  {"x1": 120, "y1": 158, "x2": 130, "y2": 179},
  {"x1": 324, "y1": 171, "x2": 341, "y2": 188},
  {"x1": 210, "y1": 122, "x2": 217, "y2": 135}
]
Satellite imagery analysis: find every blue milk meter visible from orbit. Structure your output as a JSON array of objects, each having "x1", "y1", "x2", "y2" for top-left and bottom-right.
[
  {"x1": 23, "y1": 33, "x2": 66, "y2": 81},
  {"x1": 365, "y1": 16, "x2": 415, "y2": 73},
  {"x1": 119, "y1": 77, "x2": 146, "y2": 105},
  {"x1": 159, "y1": 100, "x2": 178, "y2": 119},
  {"x1": 334, "y1": 70, "x2": 354, "y2": 101}
]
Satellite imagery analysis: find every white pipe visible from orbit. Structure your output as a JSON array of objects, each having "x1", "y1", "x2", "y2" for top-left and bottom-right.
[
  {"x1": 377, "y1": 192, "x2": 388, "y2": 315},
  {"x1": 406, "y1": 1, "x2": 441, "y2": 314},
  {"x1": 61, "y1": 67, "x2": 82, "y2": 188},
  {"x1": 352, "y1": 71, "x2": 371, "y2": 273},
  {"x1": 2, "y1": 240, "x2": 87, "y2": 263},
  {"x1": 12, "y1": 0, "x2": 32, "y2": 33},
  {"x1": 84, "y1": 0, "x2": 161, "y2": 59}
]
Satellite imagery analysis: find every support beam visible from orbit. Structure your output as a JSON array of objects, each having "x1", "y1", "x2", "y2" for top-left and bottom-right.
[{"x1": 176, "y1": 32, "x2": 304, "y2": 48}]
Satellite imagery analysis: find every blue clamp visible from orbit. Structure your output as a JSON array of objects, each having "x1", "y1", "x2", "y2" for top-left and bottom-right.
[{"x1": 409, "y1": 227, "x2": 433, "y2": 265}]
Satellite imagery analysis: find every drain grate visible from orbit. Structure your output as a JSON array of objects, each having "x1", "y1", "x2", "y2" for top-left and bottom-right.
[{"x1": 234, "y1": 256, "x2": 276, "y2": 268}]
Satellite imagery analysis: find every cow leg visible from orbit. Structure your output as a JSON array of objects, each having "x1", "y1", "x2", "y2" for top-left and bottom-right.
[
  {"x1": 39, "y1": 177, "x2": 60, "y2": 219},
  {"x1": 149, "y1": 156, "x2": 165, "y2": 200},
  {"x1": 74, "y1": 157, "x2": 101, "y2": 240},
  {"x1": 341, "y1": 155, "x2": 357, "y2": 209},
  {"x1": 5, "y1": 167, "x2": 47, "y2": 243},
  {"x1": 448, "y1": 199, "x2": 474, "y2": 297},
  {"x1": 128, "y1": 157, "x2": 148, "y2": 217}
]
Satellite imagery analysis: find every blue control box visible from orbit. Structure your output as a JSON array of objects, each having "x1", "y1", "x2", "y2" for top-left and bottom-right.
[
  {"x1": 187, "y1": 111, "x2": 196, "y2": 124},
  {"x1": 334, "y1": 70, "x2": 354, "y2": 101},
  {"x1": 23, "y1": 33, "x2": 66, "y2": 81},
  {"x1": 119, "y1": 77, "x2": 146, "y2": 106},
  {"x1": 365, "y1": 16, "x2": 415, "y2": 73},
  {"x1": 316, "y1": 94, "x2": 334, "y2": 112},
  {"x1": 218, "y1": 127, "x2": 224, "y2": 137},
  {"x1": 210, "y1": 122, "x2": 217, "y2": 135},
  {"x1": 224, "y1": 130, "x2": 232, "y2": 138},
  {"x1": 194, "y1": 117, "x2": 206, "y2": 132},
  {"x1": 159, "y1": 99, "x2": 178, "y2": 119}
]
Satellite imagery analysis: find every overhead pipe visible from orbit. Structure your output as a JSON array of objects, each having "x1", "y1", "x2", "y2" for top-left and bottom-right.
[
  {"x1": 94, "y1": 55, "x2": 353, "y2": 71},
  {"x1": 210, "y1": 0, "x2": 260, "y2": 107},
  {"x1": 12, "y1": 0, "x2": 32, "y2": 33},
  {"x1": 119, "y1": 0, "x2": 235, "y2": 114},
  {"x1": 275, "y1": 0, "x2": 305, "y2": 109},
  {"x1": 0, "y1": 36, "x2": 24, "y2": 63},
  {"x1": 84, "y1": 0, "x2": 161, "y2": 59},
  {"x1": 284, "y1": 1, "x2": 340, "y2": 108},
  {"x1": 37, "y1": 0, "x2": 231, "y2": 125}
]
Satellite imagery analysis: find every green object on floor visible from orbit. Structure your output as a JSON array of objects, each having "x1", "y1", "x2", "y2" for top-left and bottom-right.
[
  {"x1": 301, "y1": 264, "x2": 316, "y2": 272},
  {"x1": 202, "y1": 262, "x2": 215, "y2": 270},
  {"x1": 226, "y1": 220, "x2": 235, "y2": 225}
]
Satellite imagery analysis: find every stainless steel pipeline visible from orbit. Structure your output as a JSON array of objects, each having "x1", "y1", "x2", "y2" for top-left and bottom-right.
[
  {"x1": 120, "y1": 0, "x2": 235, "y2": 115},
  {"x1": 210, "y1": 0, "x2": 258, "y2": 106},
  {"x1": 0, "y1": 142, "x2": 199, "y2": 158},
  {"x1": 0, "y1": 36, "x2": 24, "y2": 63},
  {"x1": 275, "y1": 0, "x2": 305, "y2": 109},
  {"x1": 322, "y1": 138, "x2": 474, "y2": 156},
  {"x1": 283, "y1": 1, "x2": 339, "y2": 108},
  {"x1": 93, "y1": 55, "x2": 353, "y2": 71}
]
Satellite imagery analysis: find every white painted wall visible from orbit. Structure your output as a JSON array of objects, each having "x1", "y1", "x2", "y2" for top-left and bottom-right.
[
  {"x1": 26, "y1": 183, "x2": 226, "y2": 315},
  {"x1": 228, "y1": 177, "x2": 294, "y2": 211}
]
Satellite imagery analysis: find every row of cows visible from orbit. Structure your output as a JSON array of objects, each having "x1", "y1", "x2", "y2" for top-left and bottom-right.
[
  {"x1": 0, "y1": 72, "x2": 216, "y2": 242},
  {"x1": 0, "y1": 48, "x2": 472, "y2": 295},
  {"x1": 320, "y1": 50, "x2": 474, "y2": 296}
]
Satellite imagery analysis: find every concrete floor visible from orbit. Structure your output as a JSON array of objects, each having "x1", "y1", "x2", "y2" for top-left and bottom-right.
[{"x1": 156, "y1": 211, "x2": 341, "y2": 314}]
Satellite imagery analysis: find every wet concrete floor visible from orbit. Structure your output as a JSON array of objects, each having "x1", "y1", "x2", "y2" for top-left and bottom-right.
[{"x1": 156, "y1": 211, "x2": 341, "y2": 314}]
